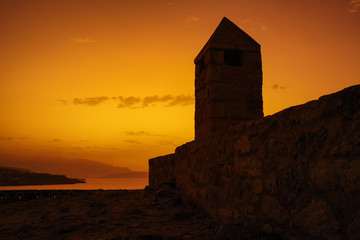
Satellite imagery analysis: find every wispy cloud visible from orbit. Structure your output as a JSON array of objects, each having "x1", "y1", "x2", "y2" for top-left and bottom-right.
[
  {"x1": 0, "y1": 137, "x2": 13, "y2": 141},
  {"x1": 71, "y1": 38, "x2": 96, "y2": 44},
  {"x1": 125, "y1": 131, "x2": 169, "y2": 138},
  {"x1": 186, "y1": 16, "x2": 200, "y2": 22},
  {"x1": 70, "y1": 147, "x2": 83, "y2": 150},
  {"x1": 241, "y1": 19, "x2": 268, "y2": 32},
  {"x1": 124, "y1": 139, "x2": 142, "y2": 145},
  {"x1": 167, "y1": 94, "x2": 194, "y2": 106},
  {"x1": 349, "y1": 0, "x2": 360, "y2": 12},
  {"x1": 64, "y1": 94, "x2": 194, "y2": 109},
  {"x1": 49, "y1": 138, "x2": 62, "y2": 143},
  {"x1": 57, "y1": 99, "x2": 68, "y2": 105},
  {"x1": 125, "y1": 131, "x2": 150, "y2": 136},
  {"x1": 117, "y1": 96, "x2": 142, "y2": 108},
  {"x1": 0, "y1": 137, "x2": 27, "y2": 141},
  {"x1": 143, "y1": 95, "x2": 173, "y2": 107},
  {"x1": 158, "y1": 140, "x2": 175, "y2": 145},
  {"x1": 272, "y1": 84, "x2": 287, "y2": 90},
  {"x1": 73, "y1": 96, "x2": 109, "y2": 106}
]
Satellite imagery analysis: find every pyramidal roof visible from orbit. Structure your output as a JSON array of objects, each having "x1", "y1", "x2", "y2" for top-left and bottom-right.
[
  {"x1": 195, "y1": 17, "x2": 260, "y2": 62},
  {"x1": 208, "y1": 17, "x2": 259, "y2": 46}
]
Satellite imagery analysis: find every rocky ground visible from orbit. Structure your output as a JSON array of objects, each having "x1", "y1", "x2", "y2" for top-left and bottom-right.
[{"x1": 0, "y1": 188, "x2": 279, "y2": 240}]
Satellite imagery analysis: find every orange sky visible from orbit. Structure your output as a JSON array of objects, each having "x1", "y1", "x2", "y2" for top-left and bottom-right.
[{"x1": 0, "y1": 0, "x2": 359, "y2": 172}]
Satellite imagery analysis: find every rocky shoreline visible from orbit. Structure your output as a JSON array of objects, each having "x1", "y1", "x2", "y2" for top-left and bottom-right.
[{"x1": 0, "y1": 167, "x2": 85, "y2": 186}]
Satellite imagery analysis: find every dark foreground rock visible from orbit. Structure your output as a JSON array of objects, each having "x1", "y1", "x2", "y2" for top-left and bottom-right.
[{"x1": 0, "y1": 188, "x2": 280, "y2": 240}]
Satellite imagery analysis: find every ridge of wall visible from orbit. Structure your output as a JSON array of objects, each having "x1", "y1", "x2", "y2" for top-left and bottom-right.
[{"x1": 149, "y1": 85, "x2": 360, "y2": 239}]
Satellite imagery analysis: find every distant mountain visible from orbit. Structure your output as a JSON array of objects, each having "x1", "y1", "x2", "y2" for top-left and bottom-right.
[
  {"x1": 0, "y1": 154, "x2": 147, "y2": 178},
  {"x1": 99, "y1": 171, "x2": 148, "y2": 178},
  {"x1": 0, "y1": 166, "x2": 85, "y2": 186}
]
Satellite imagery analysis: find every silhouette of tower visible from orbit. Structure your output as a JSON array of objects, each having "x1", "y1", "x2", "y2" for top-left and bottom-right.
[{"x1": 194, "y1": 17, "x2": 263, "y2": 140}]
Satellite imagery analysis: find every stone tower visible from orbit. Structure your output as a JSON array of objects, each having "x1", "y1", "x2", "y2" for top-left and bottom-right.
[{"x1": 194, "y1": 17, "x2": 263, "y2": 140}]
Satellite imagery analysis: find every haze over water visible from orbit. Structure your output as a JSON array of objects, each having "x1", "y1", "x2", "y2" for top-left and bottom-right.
[{"x1": 0, "y1": 178, "x2": 148, "y2": 190}]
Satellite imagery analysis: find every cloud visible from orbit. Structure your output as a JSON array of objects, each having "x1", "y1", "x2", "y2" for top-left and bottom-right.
[
  {"x1": 272, "y1": 84, "x2": 287, "y2": 90},
  {"x1": 73, "y1": 96, "x2": 109, "y2": 106},
  {"x1": 0, "y1": 137, "x2": 27, "y2": 141},
  {"x1": 124, "y1": 139, "x2": 142, "y2": 145},
  {"x1": 64, "y1": 94, "x2": 194, "y2": 108},
  {"x1": 86, "y1": 146, "x2": 99, "y2": 149},
  {"x1": 143, "y1": 95, "x2": 173, "y2": 106},
  {"x1": 349, "y1": 0, "x2": 360, "y2": 12},
  {"x1": 125, "y1": 131, "x2": 150, "y2": 136},
  {"x1": 49, "y1": 138, "x2": 62, "y2": 143},
  {"x1": 117, "y1": 96, "x2": 142, "y2": 108},
  {"x1": 158, "y1": 140, "x2": 175, "y2": 145},
  {"x1": 57, "y1": 99, "x2": 68, "y2": 105},
  {"x1": 186, "y1": 16, "x2": 200, "y2": 22},
  {"x1": 125, "y1": 131, "x2": 169, "y2": 137},
  {"x1": 241, "y1": 19, "x2": 268, "y2": 32},
  {"x1": 71, "y1": 38, "x2": 96, "y2": 44},
  {"x1": 260, "y1": 25, "x2": 268, "y2": 31},
  {"x1": 167, "y1": 94, "x2": 194, "y2": 106},
  {"x1": 117, "y1": 94, "x2": 194, "y2": 108},
  {"x1": 0, "y1": 137, "x2": 13, "y2": 141}
]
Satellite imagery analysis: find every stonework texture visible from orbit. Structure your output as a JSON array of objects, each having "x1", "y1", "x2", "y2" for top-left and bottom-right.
[
  {"x1": 148, "y1": 154, "x2": 175, "y2": 190},
  {"x1": 194, "y1": 17, "x2": 264, "y2": 140},
  {"x1": 149, "y1": 85, "x2": 360, "y2": 240}
]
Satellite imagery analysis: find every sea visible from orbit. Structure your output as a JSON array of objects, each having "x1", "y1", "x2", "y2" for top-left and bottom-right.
[{"x1": 0, "y1": 177, "x2": 148, "y2": 190}]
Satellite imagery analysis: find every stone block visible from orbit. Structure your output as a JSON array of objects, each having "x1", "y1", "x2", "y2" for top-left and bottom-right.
[
  {"x1": 261, "y1": 195, "x2": 288, "y2": 224},
  {"x1": 348, "y1": 210, "x2": 360, "y2": 240},
  {"x1": 209, "y1": 83, "x2": 227, "y2": 101},
  {"x1": 195, "y1": 88, "x2": 208, "y2": 106},
  {"x1": 211, "y1": 119, "x2": 231, "y2": 132},
  {"x1": 211, "y1": 102, "x2": 226, "y2": 118},
  {"x1": 210, "y1": 48, "x2": 223, "y2": 65},
  {"x1": 252, "y1": 179, "x2": 263, "y2": 194},
  {"x1": 218, "y1": 208, "x2": 233, "y2": 224},
  {"x1": 243, "y1": 51, "x2": 262, "y2": 69},
  {"x1": 204, "y1": 49, "x2": 211, "y2": 66},
  {"x1": 234, "y1": 157, "x2": 262, "y2": 178},
  {"x1": 233, "y1": 135, "x2": 251, "y2": 154},
  {"x1": 294, "y1": 199, "x2": 341, "y2": 239},
  {"x1": 148, "y1": 154, "x2": 176, "y2": 190},
  {"x1": 225, "y1": 101, "x2": 247, "y2": 118}
]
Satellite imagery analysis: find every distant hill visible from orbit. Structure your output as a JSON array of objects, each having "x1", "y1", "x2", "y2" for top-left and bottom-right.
[
  {"x1": 0, "y1": 166, "x2": 85, "y2": 186},
  {"x1": 0, "y1": 154, "x2": 147, "y2": 178},
  {"x1": 99, "y1": 171, "x2": 148, "y2": 178}
]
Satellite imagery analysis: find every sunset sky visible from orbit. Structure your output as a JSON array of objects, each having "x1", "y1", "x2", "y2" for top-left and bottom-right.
[{"x1": 0, "y1": 0, "x2": 359, "y2": 172}]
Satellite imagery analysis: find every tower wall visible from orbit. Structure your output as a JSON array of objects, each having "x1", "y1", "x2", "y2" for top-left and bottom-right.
[{"x1": 195, "y1": 45, "x2": 263, "y2": 140}]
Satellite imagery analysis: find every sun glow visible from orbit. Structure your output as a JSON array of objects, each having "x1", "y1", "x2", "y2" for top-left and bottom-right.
[{"x1": 0, "y1": 0, "x2": 359, "y2": 172}]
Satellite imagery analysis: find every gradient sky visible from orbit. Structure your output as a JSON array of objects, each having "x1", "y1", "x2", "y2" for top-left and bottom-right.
[{"x1": 0, "y1": 0, "x2": 359, "y2": 171}]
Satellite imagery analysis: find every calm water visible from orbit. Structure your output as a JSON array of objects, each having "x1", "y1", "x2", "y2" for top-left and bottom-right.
[{"x1": 0, "y1": 177, "x2": 148, "y2": 190}]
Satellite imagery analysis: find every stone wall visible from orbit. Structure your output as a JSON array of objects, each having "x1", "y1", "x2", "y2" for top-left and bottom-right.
[
  {"x1": 149, "y1": 85, "x2": 360, "y2": 239},
  {"x1": 148, "y1": 154, "x2": 175, "y2": 190}
]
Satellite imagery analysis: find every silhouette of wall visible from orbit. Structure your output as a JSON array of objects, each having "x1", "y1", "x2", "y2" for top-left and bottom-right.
[
  {"x1": 149, "y1": 85, "x2": 360, "y2": 239},
  {"x1": 148, "y1": 17, "x2": 360, "y2": 239}
]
